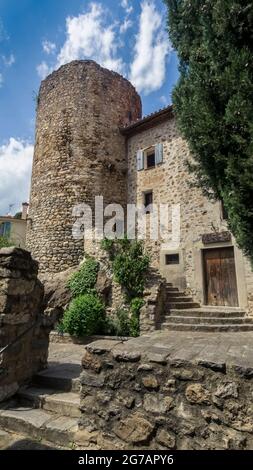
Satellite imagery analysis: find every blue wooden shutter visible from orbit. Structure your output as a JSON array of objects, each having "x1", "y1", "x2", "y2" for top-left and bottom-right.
[
  {"x1": 155, "y1": 143, "x2": 163, "y2": 165},
  {"x1": 137, "y1": 149, "x2": 144, "y2": 171},
  {"x1": 4, "y1": 221, "x2": 11, "y2": 237}
]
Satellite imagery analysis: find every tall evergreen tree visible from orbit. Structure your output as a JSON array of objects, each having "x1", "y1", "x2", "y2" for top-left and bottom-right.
[{"x1": 165, "y1": 0, "x2": 253, "y2": 262}]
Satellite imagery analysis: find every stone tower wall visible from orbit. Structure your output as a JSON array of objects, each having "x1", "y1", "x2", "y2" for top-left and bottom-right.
[{"x1": 26, "y1": 60, "x2": 141, "y2": 273}]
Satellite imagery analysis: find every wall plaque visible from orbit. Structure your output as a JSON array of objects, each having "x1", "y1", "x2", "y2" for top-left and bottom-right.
[{"x1": 202, "y1": 231, "x2": 231, "y2": 244}]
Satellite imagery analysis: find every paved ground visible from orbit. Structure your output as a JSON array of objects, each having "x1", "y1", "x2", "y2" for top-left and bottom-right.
[
  {"x1": 0, "y1": 430, "x2": 63, "y2": 450},
  {"x1": 49, "y1": 330, "x2": 253, "y2": 371}
]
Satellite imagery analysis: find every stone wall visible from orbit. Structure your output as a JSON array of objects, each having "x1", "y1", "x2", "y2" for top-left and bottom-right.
[
  {"x1": 79, "y1": 337, "x2": 253, "y2": 450},
  {"x1": 27, "y1": 60, "x2": 141, "y2": 273},
  {"x1": 140, "y1": 269, "x2": 167, "y2": 334},
  {"x1": 127, "y1": 116, "x2": 253, "y2": 314},
  {"x1": 0, "y1": 248, "x2": 49, "y2": 402}
]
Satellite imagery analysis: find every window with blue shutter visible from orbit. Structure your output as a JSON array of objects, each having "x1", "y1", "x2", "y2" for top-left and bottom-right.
[
  {"x1": 155, "y1": 143, "x2": 163, "y2": 165},
  {"x1": 136, "y1": 149, "x2": 144, "y2": 171},
  {"x1": 4, "y1": 222, "x2": 11, "y2": 237}
]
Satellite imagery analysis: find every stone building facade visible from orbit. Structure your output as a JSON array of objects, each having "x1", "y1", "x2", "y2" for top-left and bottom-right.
[
  {"x1": 26, "y1": 60, "x2": 253, "y2": 316},
  {"x1": 123, "y1": 108, "x2": 253, "y2": 315}
]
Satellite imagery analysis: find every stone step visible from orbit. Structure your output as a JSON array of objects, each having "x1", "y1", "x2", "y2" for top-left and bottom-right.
[
  {"x1": 0, "y1": 405, "x2": 78, "y2": 447},
  {"x1": 164, "y1": 316, "x2": 253, "y2": 325},
  {"x1": 33, "y1": 364, "x2": 81, "y2": 393},
  {"x1": 167, "y1": 302, "x2": 200, "y2": 310},
  {"x1": 166, "y1": 291, "x2": 188, "y2": 297},
  {"x1": 166, "y1": 287, "x2": 179, "y2": 292},
  {"x1": 166, "y1": 308, "x2": 246, "y2": 318},
  {"x1": 17, "y1": 387, "x2": 81, "y2": 418},
  {"x1": 166, "y1": 296, "x2": 194, "y2": 303},
  {"x1": 161, "y1": 323, "x2": 253, "y2": 332}
]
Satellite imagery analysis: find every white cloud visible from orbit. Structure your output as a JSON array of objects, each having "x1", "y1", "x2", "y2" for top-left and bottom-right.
[
  {"x1": 42, "y1": 40, "x2": 56, "y2": 55},
  {"x1": 56, "y1": 3, "x2": 124, "y2": 74},
  {"x1": 130, "y1": 1, "x2": 171, "y2": 94},
  {"x1": 0, "y1": 138, "x2": 33, "y2": 215},
  {"x1": 120, "y1": 18, "x2": 133, "y2": 34},
  {"x1": 121, "y1": 0, "x2": 133, "y2": 14},
  {"x1": 2, "y1": 54, "x2": 15, "y2": 67},
  {"x1": 37, "y1": 61, "x2": 50, "y2": 79},
  {"x1": 0, "y1": 73, "x2": 3, "y2": 88}
]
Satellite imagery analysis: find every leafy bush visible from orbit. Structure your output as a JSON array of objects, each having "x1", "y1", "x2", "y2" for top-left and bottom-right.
[
  {"x1": 105, "y1": 301, "x2": 143, "y2": 337},
  {"x1": 100, "y1": 238, "x2": 115, "y2": 260},
  {"x1": 105, "y1": 309, "x2": 131, "y2": 337},
  {"x1": 129, "y1": 314, "x2": 139, "y2": 338},
  {"x1": 67, "y1": 258, "x2": 99, "y2": 296},
  {"x1": 112, "y1": 240, "x2": 149, "y2": 299},
  {"x1": 130, "y1": 297, "x2": 144, "y2": 316},
  {"x1": 0, "y1": 236, "x2": 13, "y2": 249},
  {"x1": 62, "y1": 293, "x2": 105, "y2": 337},
  {"x1": 101, "y1": 238, "x2": 150, "y2": 299}
]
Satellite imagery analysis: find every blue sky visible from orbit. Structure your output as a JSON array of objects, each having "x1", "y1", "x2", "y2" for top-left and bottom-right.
[{"x1": 0, "y1": 0, "x2": 179, "y2": 215}]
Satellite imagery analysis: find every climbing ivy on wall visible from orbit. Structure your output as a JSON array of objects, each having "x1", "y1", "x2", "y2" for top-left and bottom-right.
[{"x1": 101, "y1": 237, "x2": 149, "y2": 336}]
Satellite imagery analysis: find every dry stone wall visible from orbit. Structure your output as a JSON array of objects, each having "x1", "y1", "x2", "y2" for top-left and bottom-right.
[
  {"x1": 0, "y1": 248, "x2": 49, "y2": 402},
  {"x1": 27, "y1": 60, "x2": 141, "y2": 273},
  {"x1": 79, "y1": 338, "x2": 253, "y2": 450}
]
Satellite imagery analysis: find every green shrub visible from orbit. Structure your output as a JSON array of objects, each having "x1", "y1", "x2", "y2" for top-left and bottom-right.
[
  {"x1": 100, "y1": 238, "x2": 115, "y2": 260},
  {"x1": 68, "y1": 258, "x2": 99, "y2": 296},
  {"x1": 105, "y1": 309, "x2": 130, "y2": 336},
  {"x1": 62, "y1": 293, "x2": 105, "y2": 337},
  {"x1": 112, "y1": 241, "x2": 149, "y2": 299},
  {"x1": 0, "y1": 236, "x2": 13, "y2": 249},
  {"x1": 130, "y1": 297, "x2": 144, "y2": 316},
  {"x1": 129, "y1": 314, "x2": 139, "y2": 337},
  {"x1": 104, "y1": 305, "x2": 142, "y2": 337}
]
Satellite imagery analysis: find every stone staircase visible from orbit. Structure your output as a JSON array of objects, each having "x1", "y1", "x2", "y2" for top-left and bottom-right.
[
  {"x1": 160, "y1": 282, "x2": 253, "y2": 332},
  {"x1": 0, "y1": 362, "x2": 81, "y2": 448}
]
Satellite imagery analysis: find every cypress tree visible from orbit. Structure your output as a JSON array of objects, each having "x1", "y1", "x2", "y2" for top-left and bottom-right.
[{"x1": 165, "y1": 0, "x2": 253, "y2": 262}]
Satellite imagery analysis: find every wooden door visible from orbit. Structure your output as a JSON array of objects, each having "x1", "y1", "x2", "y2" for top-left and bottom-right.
[{"x1": 203, "y1": 247, "x2": 238, "y2": 306}]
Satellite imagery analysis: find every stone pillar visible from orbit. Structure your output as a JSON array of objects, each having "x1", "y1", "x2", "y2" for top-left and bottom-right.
[{"x1": 0, "y1": 247, "x2": 49, "y2": 402}]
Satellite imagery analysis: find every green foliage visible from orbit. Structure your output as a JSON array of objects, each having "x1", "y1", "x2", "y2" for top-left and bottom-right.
[
  {"x1": 56, "y1": 321, "x2": 65, "y2": 335},
  {"x1": 67, "y1": 258, "x2": 99, "y2": 296},
  {"x1": 109, "y1": 309, "x2": 131, "y2": 336},
  {"x1": 130, "y1": 297, "x2": 145, "y2": 316},
  {"x1": 104, "y1": 308, "x2": 136, "y2": 337},
  {"x1": 14, "y1": 212, "x2": 22, "y2": 219},
  {"x1": 61, "y1": 293, "x2": 105, "y2": 337},
  {"x1": 165, "y1": 0, "x2": 253, "y2": 262},
  {"x1": 113, "y1": 241, "x2": 149, "y2": 298},
  {"x1": 100, "y1": 238, "x2": 115, "y2": 260},
  {"x1": 0, "y1": 236, "x2": 13, "y2": 249},
  {"x1": 130, "y1": 297, "x2": 144, "y2": 337},
  {"x1": 129, "y1": 314, "x2": 139, "y2": 338},
  {"x1": 104, "y1": 297, "x2": 144, "y2": 337},
  {"x1": 103, "y1": 238, "x2": 149, "y2": 299}
]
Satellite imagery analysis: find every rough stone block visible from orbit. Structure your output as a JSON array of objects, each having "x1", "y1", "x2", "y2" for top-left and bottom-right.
[{"x1": 113, "y1": 413, "x2": 155, "y2": 444}]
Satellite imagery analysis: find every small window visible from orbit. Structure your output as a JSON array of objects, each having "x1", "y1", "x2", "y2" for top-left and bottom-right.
[
  {"x1": 145, "y1": 147, "x2": 156, "y2": 169},
  {"x1": 146, "y1": 151, "x2": 155, "y2": 168},
  {"x1": 144, "y1": 191, "x2": 153, "y2": 207},
  {"x1": 165, "y1": 253, "x2": 180, "y2": 265},
  {"x1": 144, "y1": 191, "x2": 153, "y2": 214}
]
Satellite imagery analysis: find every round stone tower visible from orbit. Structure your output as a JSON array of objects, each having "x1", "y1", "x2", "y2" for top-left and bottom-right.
[{"x1": 26, "y1": 61, "x2": 142, "y2": 273}]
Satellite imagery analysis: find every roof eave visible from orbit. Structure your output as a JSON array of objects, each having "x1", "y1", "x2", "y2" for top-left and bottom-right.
[{"x1": 120, "y1": 105, "x2": 174, "y2": 137}]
